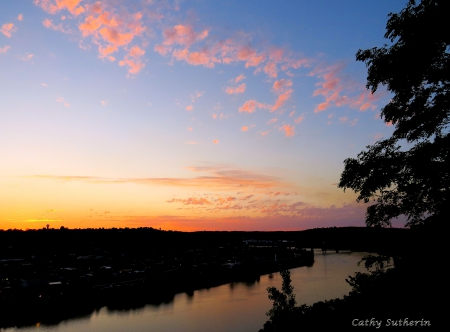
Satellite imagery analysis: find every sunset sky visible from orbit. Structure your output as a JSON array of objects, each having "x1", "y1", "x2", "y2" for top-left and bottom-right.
[{"x1": 0, "y1": 0, "x2": 407, "y2": 231}]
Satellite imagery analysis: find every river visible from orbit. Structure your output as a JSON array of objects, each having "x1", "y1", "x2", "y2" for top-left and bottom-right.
[{"x1": 2, "y1": 250, "x2": 369, "y2": 332}]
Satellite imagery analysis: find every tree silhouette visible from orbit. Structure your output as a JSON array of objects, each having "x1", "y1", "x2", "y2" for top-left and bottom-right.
[
  {"x1": 261, "y1": 270, "x2": 297, "y2": 331},
  {"x1": 338, "y1": 0, "x2": 449, "y2": 228}
]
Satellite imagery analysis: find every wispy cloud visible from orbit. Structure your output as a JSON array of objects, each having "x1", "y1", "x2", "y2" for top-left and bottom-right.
[
  {"x1": 1, "y1": 23, "x2": 17, "y2": 38},
  {"x1": 29, "y1": 166, "x2": 285, "y2": 190},
  {"x1": 35, "y1": 0, "x2": 85, "y2": 15},
  {"x1": 235, "y1": 74, "x2": 246, "y2": 83},
  {"x1": 0, "y1": 45, "x2": 10, "y2": 53},
  {"x1": 280, "y1": 124, "x2": 295, "y2": 137},
  {"x1": 20, "y1": 53, "x2": 34, "y2": 61},
  {"x1": 312, "y1": 63, "x2": 383, "y2": 113},
  {"x1": 42, "y1": 18, "x2": 71, "y2": 33},
  {"x1": 239, "y1": 100, "x2": 269, "y2": 113},
  {"x1": 225, "y1": 83, "x2": 246, "y2": 95}
]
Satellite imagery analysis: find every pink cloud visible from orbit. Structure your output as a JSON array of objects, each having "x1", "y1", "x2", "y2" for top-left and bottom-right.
[
  {"x1": 339, "y1": 116, "x2": 348, "y2": 124},
  {"x1": 34, "y1": 0, "x2": 85, "y2": 16},
  {"x1": 162, "y1": 24, "x2": 208, "y2": 47},
  {"x1": 271, "y1": 89, "x2": 293, "y2": 112},
  {"x1": 263, "y1": 62, "x2": 277, "y2": 78},
  {"x1": 42, "y1": 18, "x2": 71, "y2": 33},
  {"x1": 213, "y1": 139, "x2": 219, "y2": 144},
  {"x1": 172, "y1": 48, "x2": 218, "y2": 68},
  {"x1": 280, "y1": 124, "x2": 295, "y2": 137},
  {"x1": 374, "y1": 133, "x2": 383, "y2": 140},
  {"x1": 187, "y1": 127, "x2": 193, "y2": 131},
  {"x1": 119, "y1": 46, "x2": 146, "y2": 74},
  {"x1": 241, "y1": 126, "x2": 249, "y2": 132},
  {"x1": 312, "y1": 63, "x2": 384, "y2": 112},
  {"x1": 212, "y1": 113, "x2": 218, "y2": 119},
  {"x1": 225, "y1": 83, "x2": 246, "y2": 95},
  {"x1": 239, "y1": 100, "x2": 268, "y2": 113},
  {"x1": 75, "y1": 4, "x2": 146, "y2": 71},
  {"x1": 289, "y1": 111, "x2": 295, "y2": 117},
  {"x1": 186, "y1": 140, "x2": 198, "y2": 145},
  {"x1": 267, "y1": 118, "x2": 277, "y2": 125},
  {"x1": 260, "y1": 131, "x2": 269, "y2": 136},
  {"x1": 1, "y1": 23, "x2": 17, "y2": 38},
  {"x1": 167, "y1": 197, "x2": 211, "y2": 205},
  {"x1": 235, "y1": 74, "x2": 246, "y2": 83},
  {"x1": 185, "y1": 105, "x2": 193, "y2": 111},
  {"x1": 21, "y1": 53, "x2": 34, "y2": 61},
  {"x1": 18, "y1": 14, "x2": 23, "y2": 21},
  {"x1": 0, "y1": 45, "x2": 10, "y2": 53},
  {"x1": 350, "y1": 118, "x2": 358, "y2": 126},
  {"x1": 237, "y1": 46, "x2": 256, "y2": 60},
  {"x1": 294, "y1": 115, "x2": 304, "y2": 124},
  {"x1": 273, "y1": 79, "x2": 293, "y2": 92}
]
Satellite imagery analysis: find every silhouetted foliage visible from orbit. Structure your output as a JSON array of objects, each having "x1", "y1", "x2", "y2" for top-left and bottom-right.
[
  {"x1": 339, "y1": 0, "x2": 449, "y2": 228},
  {"x1": 261, "y1": 270, "x2": 297, "y2": 331}
]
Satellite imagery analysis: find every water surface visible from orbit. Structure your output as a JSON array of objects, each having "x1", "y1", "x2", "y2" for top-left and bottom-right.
[{"x1": 2, "y1": 250, "x2": 369, "y2": 332}]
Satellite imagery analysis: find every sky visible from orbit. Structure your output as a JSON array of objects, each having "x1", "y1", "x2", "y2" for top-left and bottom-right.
[{"x1": 0, "y1": 0, "x2": 408, "y2": 231}]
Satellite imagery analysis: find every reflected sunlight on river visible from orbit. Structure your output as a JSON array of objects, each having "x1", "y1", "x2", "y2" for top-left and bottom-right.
[{"x1": 2, "y1": 251, "x2": 369, "y2": 332}]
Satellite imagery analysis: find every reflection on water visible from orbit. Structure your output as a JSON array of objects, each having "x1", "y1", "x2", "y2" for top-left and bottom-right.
[{"x1": 1, "y1": 251, "x2": 368, "y2": 332}]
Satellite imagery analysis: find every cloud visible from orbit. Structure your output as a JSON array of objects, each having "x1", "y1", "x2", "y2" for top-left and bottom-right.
[
  {"x1": 162, "y1": 24, "x2": 208, "y2": 48},
  {"x1": 225, "y1": 83, "x2": 246, "y2": 94},
  {"x1": 101, "y1": 100, "x2": 108, "y2": 106},
  {"x1": 187, "y1": 127, "x2": 193, "y2": 131},
  {"x1": 0, "y1": 45, "x2": 10, "y2": 53},
  {"x1": 41, "y1": 82, "x2": 48, "y2": 87},
  {"x1": 1, "y1": 23, "x2": 17, "y2": 38},
  {"x1": 42, "y1": 18, "x2": 71, "y2": 33},
  {"x1": 185, "y1": 105, "x2": 193, "y2": 111},
  {"x1": 263, "y1": 62, "x2": 277, "y2": 78},
  {"x1": 260, "y1": 131, "x2": 269, "y2": 136},
  {"x1": 77, "y1": 4, "x2": 146, "y2": 70},
  {"x1": 239, "y1": 100, "x2": 269, "y2": 113},
  {"x1": 21, "y1": 53, "x2": 34, "y2": 61},
  {"x1": 167, "y1": 197, "x2": 212, "y2": 205},
  {"x1": 191, "y1": 91, "x2": 204, "y2": 102},
  {"x1": 241, "y1": 126, "x2": 249, "y2": 132},
  {"x1": 119, "y1": 46, "x2": 146, "y2": 74},
  {"x1": 271, "y1": 89, "x2": 293, "y2": 112},
  {"x1": 312, "y1": 63, "x2": 383, "y2": 113},
  {"x1": 294, "y1": 115, "x2": 304, "y2": 124},
  {"x1": 34, "y1": 0, "x2": 85, "y2": 16},
  {"x1": 374, "y1": 133, "x2": 383, "y2": 140},
  {"x1": 280, "y1": 124, "x2": 295, "y2": 137},
  {"x1": 235, "y1": 74, "x2": 246, "y2": 82},
  {"x1": 56, "y1": 96, "x2": 69, "y2": 107},
  {"x1": 339, "y1": 116, "x2": 348, "y2": 124},
  {"x1": 273, "y1": 79, "x2": 293, "y2": 92},
  {"x1": 172, "y1": 48, "x2": 218, "y2": 68},
  {"x1": 350, "y1": 118, "x2": 358, "y2": 126},
  {"x1": 289, "y1": 111, "x2": 295, "y2": 117},
  {"x1": 30, "y1": 166, "x2": 284, "y2": 190},
  {"x1": 267, "y1": 118, "x2": 277, "y2": 125},
  {"x1": 213, "y1": 139, "x2": 219, "y2": 144},
  {"x1": 186, "y1": 140, "x2": 198, "y2": 145},
  {"x1": 18, "y1": 14, "x2": 23, "y2": 21}
]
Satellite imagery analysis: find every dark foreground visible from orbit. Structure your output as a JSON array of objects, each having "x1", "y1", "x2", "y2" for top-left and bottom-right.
[{"x1": 0, "y1": 226, "x2": 439, "y2": 329}]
